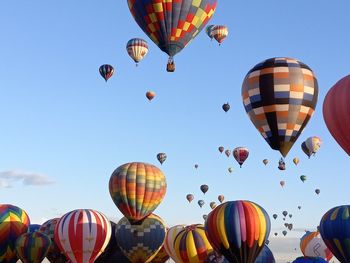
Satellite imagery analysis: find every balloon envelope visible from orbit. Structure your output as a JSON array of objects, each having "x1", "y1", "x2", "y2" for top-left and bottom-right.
[
  {"x1": 300, "y1": 231, "x2": 332, "y2": 261},
  {"x1": 242, "y1": 57, "x2": 318, "y2": 157},
  {"x1": 126, "y1": 38, "x2": 148, "y2": 64},
  {"x1": 99, "y1": 64, "x2": 114, "y2": 82},
  {"x1": 255, "y1": 245, "x2": 275, "y2": 263},
  {"x1": 15, "y1": 232, "x2": 51, "y2": 263},
  {"x1": 163, "y1": 225, "x2": 186, "y2": 263},
  {"x1": 233, "y1": 147, "x2": 249, "y2": 167}
]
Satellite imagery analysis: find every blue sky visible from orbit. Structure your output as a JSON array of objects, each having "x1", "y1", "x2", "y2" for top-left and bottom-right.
[{"x1": 0, "y1": 1, "x2": 349, "y2": 261}]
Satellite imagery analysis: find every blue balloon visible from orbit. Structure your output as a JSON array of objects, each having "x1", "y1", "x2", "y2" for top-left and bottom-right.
[
  {"x1": 255, "y1": 245, "x2": 275, "y2": 263},
  {"x1": 292, "y1": 256, "x2": 328, "y2": 263},
  {"x1": 28, "y1": 224, "x2": 41, "y2": 233}
]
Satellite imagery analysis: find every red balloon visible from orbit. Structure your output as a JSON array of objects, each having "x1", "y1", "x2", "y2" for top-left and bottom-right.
[{"x1": 323, "y1": 75, "x2": 350, "y2": 155}]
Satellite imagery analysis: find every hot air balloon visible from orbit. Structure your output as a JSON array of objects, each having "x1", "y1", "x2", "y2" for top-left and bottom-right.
[
  {"x1": 263, "y1": 159, "x2": 269, "y2": 165},
  {"x1": 293, "y1": 157, "x2": 300, "y2": 165},
  {"x1": 282, "y1": 230, "x2": 287, "y2": 236},
  {"x1": 15, "y1": 232, "x2": 51, "y2": 263},
  {"x1": 164, "y1": 225, "x2": 186, "y2": 263},
  {"x1": 225, "y1": 149, "x2": 231, "y2": 157},
  {"x1": 54, "y1": 209, "x2": 111, "y2": 263},
  {"x1": 157, "y1": 153, "x2": 167, "y2": 165},
  {"x1": 146, "y1": 91, "x2": 156, "y2": 101},
  {"x1": 273, "y1": 214, "x2": 278, "y2": 220},
  {"x1": 200, "y1": 184, "x2": 209, "y2": 194},
  {"x1": 211, "y1": 25, "x2": 229, "y2": 45},
  {"x1": 315, "y1": 189, "x2": 320, "y2": 195},
  {"x1": 195, "y1": 164, "x2": 199, "y2": 169},
  {"x1": 99, "y1": 64, "x2": 114, "y2": 82},
  {"x1": 282, "y1": 211, "x2": 288, "y2": 217},
  {"x1": 320, "y1": 205, "x2": 350, "y2": 263},
  {"x1": 210, "y1": 202, "x2": 217, "y2": 210},
  {"x1": 289, "y1": 214, "x2": 293, "y2": 218},
  {"x1": 127, "y1": 0, "x2": 218, "y2": 72},
  {"x1": 174, "y1": 224, "x2": 213, "y2": 263},
  {"x1": 218, "y1": 146, "x2": 225, "y2": 153},
  {"x1": 109, "y1": 162, "x2": 167, "y2": 223},
  {"x1": 126, "y1": 38, "x2": 149, "y2": 65},
  {"x1": 255, "y1": 245, "x2": 276, "y2": 263},
  {"x1": 300, "y1": 175, "x2": 307, "y2": 183},
  {"x1": 323, "y1": 75, "x2": 350, "y2": 156},
  {"x1": 274, "y1": 233, "x2": 278, "y2": 236},
  {"x1": 218, "y1": 195, "x2": 224, "y2": 203},
  {"x1": 292, "y1": 257, "x2": 328, "y2": 263},
  {"x1": 242, "y1": 57, "x2": 318, "y2": 157},
  {"x1": 0, "y1": 204, "x2": 30, "y2": 263},
  {"x1": 280, "y1": 181, "x2": 285, "y2": 188},
  {"x1": 198, "y1": 200, "x2": 205, "y2": 208},
  {"x1": 116, "y1": 214, "x2": 166, "y2": 263},
  {"x1": 186, "y1": 194, "x2": 194, "y2": 203},
  {"x1": 206, "y1": 25, "x2": 215, "y2": 40},
  {"x1": 228, "y1": 167, "x2": 233, "y2": 173},
  {"x1": 298, "y1": 206, "x2": 302, "y2": 210},
  {"x1": 288, "y1": 224, "x2": 293, "y2": 231},
  {"x1": 300, "y1": 231, "x2": 333, "y2": 261},
  {"x1": 301, "y1": 141, "x2": 312, "y2": 158},
  {"x1": 304, "y1": 136, "x2": 322, "y2": 156},
  {"x1": 278, "y1": 158, "x2": 286, "y2": 170},
  {"x1": 39, "y1": 218, "x2": 68, "y2": 263},
  {"x1": 222, "y1": 102, "x2": 230, "y2": 112},
  {"x1": 233, "y1": 147, "x2": 249, "y2": 167},
  {"x1": 150, "y1": 245, "x2": 169, "y2": 263},
  {"x1": 205, "y1": 200, "x2": 271, "y2": 263}
]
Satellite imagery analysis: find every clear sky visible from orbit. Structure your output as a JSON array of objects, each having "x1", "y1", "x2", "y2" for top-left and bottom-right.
[{"x1": 1, "y1": 1, "x2": 349, "y2": 262}]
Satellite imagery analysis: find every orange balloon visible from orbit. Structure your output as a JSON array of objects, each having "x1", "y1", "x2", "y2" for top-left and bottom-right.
[{"x1": 146, "y1": 91, "x2": 156, "y2": 101}]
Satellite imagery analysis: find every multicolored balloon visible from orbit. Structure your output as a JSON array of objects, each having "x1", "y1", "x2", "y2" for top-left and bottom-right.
[
  {"x1": 198, "y1": 200, "x2": 205, "y2": 208},
  {"x1": 218, "y1": 146, "x2": 225, "y2": 153},
  {"x1": 164, "y1": 225, "x2": 186, "y2": 263},
  {"x1": 323, "y1": 75, "x2": 350, "y2": 156},
  {"x1": 116, "y1": 214, "x2": 166, "y2": 263},
  {"x1": 109, "y1": 162, "x2": 167, "y2": 222},
  {"x1": 126, "y1": 38, "x2": 149, "y2": 65},
  {"x1": 225, "y1": 149, "x2": 231, "y2": 157},
  {"x1": 300, "y1": 231, "x2": 333, "y2": 261},
  {"x1": 242, "y1": 57, "x2": 318, "y2": 157},
  {"x1": 301, "y1": 142, "x2": 312, "y2": 158},
  {"x1": 293, "y1": 157, "x2": 300, "y2": 165},
  {"x1": 233, "y1": 147, "x2": 249, "y2": 167},
  {"x1": 319, "y1": 205, "x2": 350, "y2": 263},
  {"x1": 174, "y1": 224, "x2": 213, "y2": 263},
  {"x1": 210, "y1": 25, "x2": 229, "y2": 45},
  {"x1": 255, "y1": 245, "x2": 275, "y2": 263},
  {"x1": 157, "y1": 152, "x2": 167, "y2": 165},
  {"x1": 222, "y1": 102, "x2": 230, "y2": 112},
  {"x1": 127, "y1": 0, "x2": 217, "y2": 70},
  {"x1": 146, "y1": 91, "x2": 156, "y2": 101},
  {"x1": 186, "y1": 194, "x2": 194, "y2": 203},
  {"x1": 99, "y1": 64, "x2": 114, "y2": 82},
  {"x1": 28, "y1": 224, "x2": 41, "y2": 233},
  {"x1": 205, "y1": 200, "x2": 271, "y2": 263},
  {"x1": 200, "y1": 184, "x2": 209, "y2": 194},
  {"x1": 15, "y1": 232, "x2": 51, "y2": 263},
  {"x1": 304, "y1": 136, "x2": 322, "y2": 157},
  {"x1": 263, "y1": 159, "x2": 269, "y2": 165},
  {"x1": 0, "y1": 204, "x2": 30, "y2": 263},
  {"x1": 210, "y1": 202, "x2": 217, "y2": 210},
  {"x1": 150, "y1": 245, "x2": 169, "y2": 263},
  {"x1": 54, "y1": 209, "x2": 111, "y2": 263},
  {"x1": 218, "y1": 195, "x2": 224, "y2": 203},
  {"x1": 206, "y1": 25, "x2": 215, "y2": 40}
]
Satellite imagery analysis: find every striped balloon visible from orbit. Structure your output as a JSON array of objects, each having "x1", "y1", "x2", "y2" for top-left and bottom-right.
[
  {"x1": 15, "y1": 231, "x2": 51, "y2": 263},
  {"x1": 99, "y1": 64, "x2": 114, "y2": 82},
  {"x1": 174, "y1": 224, "x2": 214, "y2": 263},
  {"x1": 255, "y1": 245, "x2": 275, "y2": 263},
  {"x1": 164, "y1": 225, "x2": 186, "y2": 262},
  {"x1": 109, "y1": 162, "x2": 167, "y2": 223},
  {"x1": 126, "y1": 38, "x2": 149, "y2": 64},
  {"x1": 205, "y1": 200, "x2": 271, "y2": 263},
  {"x1": 115, "y1": 214, "x2": 166, "y2": 263},
  {"x1": 211, "y1": 25, "x2": 229, "y2": 44},
  {"x1": 319, "y1": 205, "x2": 350, "y2": 263},
  {"x1": 300, "y1": 231, "x2": 332, "y2": 261},
  {"x1": 54, "y1": 209, "x2": 112, "y2": 263},
  {"x1": 0, "y1": 204, "x2": 30, "y2": 263},
  {"x1": 150, "y1": 244, "x2": 169, "y2": 263},
  {"x1": 233, "y1": 147, "x2": 249, "y2": 167}
]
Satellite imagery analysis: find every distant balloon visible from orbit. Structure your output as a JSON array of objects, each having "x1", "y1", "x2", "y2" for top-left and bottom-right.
[
  {"x1": 194, "y1": 164, "x2": 199, "y2": 169},
  {"x1": 201, "y1": 184, "x2": 209, "y2": 194},
  {"x1": 282, "y1": 211, "x2": 288, "y2": 217},
  {"x1": 300, "y1": 231, "x2": 333, "y2": 261},
  {"x1": 210, "y1": 202, "x2": 217, "y2": 210},
  {"x1": 255, "y1": 245, "x2": 276, "y2": 263},
  {"x1": 233, "y1": 147, "x2": 249, "y2": 167},
  {"x1": 315, "y1": 189, "x2": 320, "y2": 195},
  {"x1": 222, "y1": 102, "x2": 230, "y2": 112},
  {"x1": 278, "y1": 158, "x2": 286, "y2": 170},
  {"x1": 289, "y1": 214, "x2": 293, "y2": 218},
  {"x1": 99, "y1": 64, "x2": 114, "y2": 82},
  {"x1": 206, "y1": 25, "x2": 215, "y2": 40},
  {"x1": 186, "y1": 194, "x2": 194, "y2": 203},
  {"x1": 298, "y1": 206, "x2": 302, "y2": 210},
  {"x1": 146, "y1": 91, "x2": 156, "y2": 101},
  {"x1": 218, "y1": 146, "x2": 225, "y2": 153},
  {"x1": 0, "y1": 204, "x2": 30, "y2": 263},
  {"x1": 211, "y1": 25, "x2": 229, "y2": 45},
  {"x1": 126, "y1": 38, "x2": 149, "y2": 65},
  {"x1": 198, "y1": 200, "x2": 205, "y2": 208},
  {"x1": 274, "y1": 233, "x2": 278, "y2": 236},
  {"x1": 228, "y1": 167, "x2": 233, "y2": 173},
  {"x1": 323, "y1": 75, "x2": 350, "y2": 156},
  {"x1": 273, "y1": 214, "x2": 277, "y2": 220},
  {"x1": 224, "y1": 149, "x2": 231, "y2": 157},
  {"x1": 300, "y1": 175, "x2": 307, "y2": 182},
  {"x1": 280, "y1": 181, "x2": 285, "y2": 188},
  {"x1": 242, "y1": 57, "x2": 318, "y2": 157},
  {"x1": 282, "y1": 230, "x2": 287, "y2": 236},
  {"x1": 293, "y1": 158, "x2": 300, "y2": 165},
  {"x1": 303, "y1": 137, "x2": 322, "y2": 157},
  {"x1": 218, "y1": 195, "x2": 224, "y2": 203},
  {"x1": 157, "y1": 153, "x2": 167, "y2": 165},
  {"x1": 15, "y1": 232, "x2": 51, "y2": 263},
  {"x1": 288, "y1": 224, "x2": 293, "y2": 231},
  {"x1": 164, "y1": 225, "x2": 186, "y2": 263},
  {"x1": 263, "y1": 159, "x2": 269, "y2": 165}
]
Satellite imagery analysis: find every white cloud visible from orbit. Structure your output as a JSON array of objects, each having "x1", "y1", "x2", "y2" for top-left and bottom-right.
[{"x1": 0, "y1": 170, "x2": 54, "y2": 187}]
